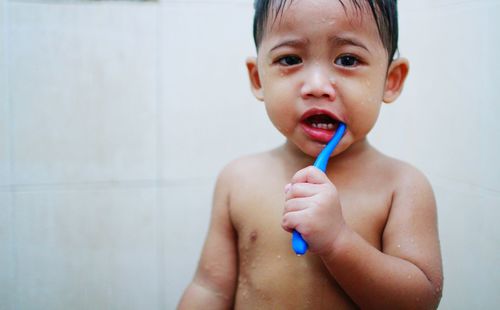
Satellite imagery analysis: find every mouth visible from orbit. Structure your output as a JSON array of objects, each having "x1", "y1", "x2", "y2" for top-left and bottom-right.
[{"x1": 300, "y1": 110, "x2": 341, "y2": 143}]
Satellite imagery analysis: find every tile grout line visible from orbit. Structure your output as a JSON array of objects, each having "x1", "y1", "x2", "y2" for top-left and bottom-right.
[
  {"x1": 0, "y1": 177, "x2": 215, "y2": 193},
  {"x1": 154, "y1": 2, "x2": 166, "y2": 309},
  {"x1": 428, "y1": 172, "x2": 500, "y2": 197},
  {"x1": 4, "y1": 0, "x2": 13, "y2": 193},
  {"x1": 4, "y1": 0, "x2": 19, "y2": 308}
]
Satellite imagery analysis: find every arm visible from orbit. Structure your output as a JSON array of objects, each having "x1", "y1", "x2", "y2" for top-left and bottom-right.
[
  {"x1": 178, "y1": 169, "x2": 238, "y2": 309},
  {"x1": 282, "y1": 166, "x2": 443, "y2": 309}
]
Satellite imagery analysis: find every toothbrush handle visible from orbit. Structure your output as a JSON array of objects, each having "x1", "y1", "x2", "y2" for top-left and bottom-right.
[
  {"x1": 292, "y1": 230, "x2": 308, "y2": 255},
  {"x1": 290, "y1": 123, "x2": 346, "y2": 256}
]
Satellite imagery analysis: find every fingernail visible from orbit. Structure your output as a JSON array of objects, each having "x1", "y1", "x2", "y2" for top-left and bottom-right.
[{"x1": 284, "y1": 183, "x2": 292, "y2": 193}]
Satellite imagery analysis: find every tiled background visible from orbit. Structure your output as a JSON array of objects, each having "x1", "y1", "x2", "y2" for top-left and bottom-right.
[{"x1": 0, "y1": 0, "x2": 498, "y2": 309}]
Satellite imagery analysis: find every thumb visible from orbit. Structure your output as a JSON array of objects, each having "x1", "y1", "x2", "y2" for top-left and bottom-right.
[{"x1": 291, "y1": 166, "x2": 327, "y2": 184}]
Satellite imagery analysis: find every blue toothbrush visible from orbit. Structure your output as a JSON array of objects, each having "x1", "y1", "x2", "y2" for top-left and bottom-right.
[{"x1": 292, "y1": 122, "x2": 346, "y2": 255}]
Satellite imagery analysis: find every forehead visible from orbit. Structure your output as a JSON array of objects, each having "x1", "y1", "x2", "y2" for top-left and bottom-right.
[{"x1": 262, "y1": 0, "x2": 381, "y2": 46}]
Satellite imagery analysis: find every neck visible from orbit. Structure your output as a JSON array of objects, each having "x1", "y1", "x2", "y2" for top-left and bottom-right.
[{"x1": 280, "y1": 137, "x2": 375, "y2": 172}]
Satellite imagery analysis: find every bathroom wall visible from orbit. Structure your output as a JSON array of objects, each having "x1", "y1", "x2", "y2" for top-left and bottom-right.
[
  {"x1": 372, "y1": 2, "x2": 500, "y2": 308},
  {"x1": 0, "y1": 0, "x2": 498, "y2": 309}
]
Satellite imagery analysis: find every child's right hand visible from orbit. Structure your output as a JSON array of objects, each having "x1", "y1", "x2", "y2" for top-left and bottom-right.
[{"x1": 282, "y1": 166, "x2": 347, "y2": 256}]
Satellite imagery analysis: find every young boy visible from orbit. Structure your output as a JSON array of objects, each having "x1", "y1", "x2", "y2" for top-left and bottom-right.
[{"x1": 179, "y1": 0, "x2": 443, "y2": 308}]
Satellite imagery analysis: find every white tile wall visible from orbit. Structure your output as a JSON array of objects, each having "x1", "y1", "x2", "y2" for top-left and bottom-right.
[
  {"x1": 0, "y1": 1, "x2": 14, "y2": 308},
  {"x1": 435, "y1": 184, "x2": 476, "y2": 308},
  {"x1": 0, "y1": 192, "x2": 14, "y2": 310},
  {"x1": 480, "y1": 5, "x2": 500, "y2": 191},
  {"x1": 474, "y1": 193, "x2": 500, "y2": 308},
  {"x1": 8, "y1": 1, "x2": 158, "y2": 185},
  {"x1": 163, "y1": 0, "x2": 252, "y2": 3},
  {"x1": 433, "y1": 180, "x2": 500, "y2": 309},
  {"x1": 2, "y1": 0, "x2": 500, "y2": 309},
  {"x1": 370, "y1": 3, "x2": 500, "y2": 307},
  {"x1": 371, "y1": 2, "x2": 500, "y2": 189},
  {"x1": 160, "y1": 2, "x2": 282, "y2": 181},
  {"x1": 12, "y1": 187, "x2": 159, "y2": 310},
  {"x1": 0, "y1": 0, "x2": 9, "y2": 188},
  {"x1": 161, "y1": 181, "x2": 214, "y2": 308}
]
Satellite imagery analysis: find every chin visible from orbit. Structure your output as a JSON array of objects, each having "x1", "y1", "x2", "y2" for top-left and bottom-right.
[{"x1": 297, "y1": 141, "x2": 327, "y2": 158}]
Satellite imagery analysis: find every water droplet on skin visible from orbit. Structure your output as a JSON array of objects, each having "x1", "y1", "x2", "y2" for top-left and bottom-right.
[
  {"x1": 397, "y1": 244, "x2": 401, "y2": 248},
  {"x1": 277, "y1": 255, "x2": 282, "y2": 259},
  {"x1": 239, "y1": 276, "x2": 248, "y2": 285},
  {"x1": 242, "y1": 290, "x2": 249, "y2": 299}
]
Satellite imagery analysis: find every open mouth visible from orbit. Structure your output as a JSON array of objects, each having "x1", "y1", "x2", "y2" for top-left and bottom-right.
[
  {"x1": 300, "y1": 111, "x2": 340, "y2": 143},
  {"x1": 303, "y1": 114, "x2": 338, "y2": 130}
]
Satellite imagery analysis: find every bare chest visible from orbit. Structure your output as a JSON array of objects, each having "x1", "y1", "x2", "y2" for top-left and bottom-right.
[
  {"x1": 230, "y1": 179, "x2": 392, "y2": 308},
  {"x1": 231, "y1": 178, "x2": 391, "y2": 251}
]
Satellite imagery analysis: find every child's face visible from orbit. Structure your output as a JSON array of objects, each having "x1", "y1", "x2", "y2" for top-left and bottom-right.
[{"x1": 247, "y1": 0, "x2": 407, "y2": 157}]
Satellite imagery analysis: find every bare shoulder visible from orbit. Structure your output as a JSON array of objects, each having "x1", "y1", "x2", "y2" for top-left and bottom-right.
[
  {"x1": 371, "y1": 151, "x2": 433, "y2": 196},
  {"x1": 351, "y1": 149, "x2": 437, "y2": 242},
  {"x1": 381, "y1": 153, "x2": 437, "y2": 224},
  {"x1": 215, "y1": 148, "x2": 289, "y2": 228},
  {"x1": 216, "y1": 149, "x2": 284, "y2": 191}
]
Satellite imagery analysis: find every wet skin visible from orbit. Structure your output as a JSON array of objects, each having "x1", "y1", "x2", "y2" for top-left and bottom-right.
[
  {"x1": 179, "y1": 0, "x2": 442, "y2": 308},
  {"x1": 230, "y1": 145, "x2": 393, "y2": 308}
]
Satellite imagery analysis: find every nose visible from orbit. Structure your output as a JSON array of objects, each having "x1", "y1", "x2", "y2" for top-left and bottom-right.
[{"x1": 300, "y1": 65, "x2": 336, "y2": 101}]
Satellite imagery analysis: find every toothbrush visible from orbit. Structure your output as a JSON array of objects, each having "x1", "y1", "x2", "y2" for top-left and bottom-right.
[{"x1": 292, "y1": 122, "x2": 346, "y2": 255}]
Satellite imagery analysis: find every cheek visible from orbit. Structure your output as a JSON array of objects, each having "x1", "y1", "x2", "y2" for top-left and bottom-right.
[
  {"x1": 264, "y1": 96, "x2": 296, "y2": 134},
  {"x1": 262, "y1": 79, "x2": 298, "y2": 134},
  {"x1": 355, "y1": 103, "x2": 382, "y2": 134},
  {"x1": 345, "y1": 78, "x2": 384, "y2": 106},
  {"x1": 340, "y1": 80, "x2": 384, "y2": 132}
]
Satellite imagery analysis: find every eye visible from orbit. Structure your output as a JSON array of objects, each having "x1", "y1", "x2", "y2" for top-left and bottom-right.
[
  {"x1": 277, "y1": 55, "x2": 302, "y2": 66},
  {"x1": 334, "y1": 55, "x2": 360, "y2": 67}
]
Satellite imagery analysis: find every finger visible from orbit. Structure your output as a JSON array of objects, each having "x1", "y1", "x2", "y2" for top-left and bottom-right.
[
  {"x1": 283, "y1": 197, "x2": 315, "y2": 214},
  {"x1": 281, "y1": 210, "x2": 304, "y2": 233},
  {"x1": 291, "y1": 166, "x2": 329, "y2": 185},
  {"x1": 285, "y1": 182, "x2": 322, "y2": 200}
]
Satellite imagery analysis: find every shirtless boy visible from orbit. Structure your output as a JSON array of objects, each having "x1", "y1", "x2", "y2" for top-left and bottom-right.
[{"x1": 179, "y1": 0, "x2": 443, "y2": 308}]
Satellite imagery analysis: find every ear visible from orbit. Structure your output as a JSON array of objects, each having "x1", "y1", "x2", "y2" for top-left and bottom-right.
[
  {"x1": 246, "y1": 57, "x2": 264, "y2": 101},
  {"x1": 383, "y1": 57, "x2": 409, "y2": 104}
]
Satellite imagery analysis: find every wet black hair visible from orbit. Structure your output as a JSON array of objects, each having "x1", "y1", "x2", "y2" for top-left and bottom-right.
[{"x1": 252, "y1": 0, "x2": 399, "y2": 63}]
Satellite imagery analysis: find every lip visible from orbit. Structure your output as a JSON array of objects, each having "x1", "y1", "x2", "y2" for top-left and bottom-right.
[
  {"x1": 300, "y1": 108, "x2": 344, "y2": 143},
  {"x1": 300, "y1": 108, "x2": 343, "y2": 123}
]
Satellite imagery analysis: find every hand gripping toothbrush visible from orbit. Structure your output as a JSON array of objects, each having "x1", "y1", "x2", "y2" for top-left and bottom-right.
[{"x1": 291, "y1": 122, "x2": 346, "y2": 255}]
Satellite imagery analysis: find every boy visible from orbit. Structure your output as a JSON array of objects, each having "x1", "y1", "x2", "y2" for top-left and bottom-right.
[{"x1": 179, "y1": 0, "x2": 443, "y2": 308}]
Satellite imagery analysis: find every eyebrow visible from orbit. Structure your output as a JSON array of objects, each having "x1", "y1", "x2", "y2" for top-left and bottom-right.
[
  {"x1": 269, "y1": 36, "x2": 371, "y2": 55},
  {"x1": 330, "y1": 36, "x2": 371, "y2": 54},
  {"x1": 269, "y1": 38, "x2": 309, "y2": 53}
]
